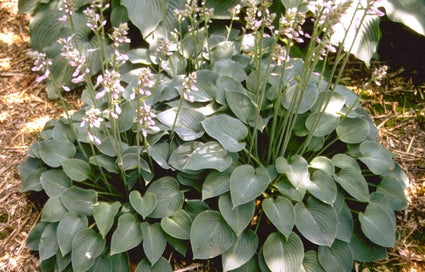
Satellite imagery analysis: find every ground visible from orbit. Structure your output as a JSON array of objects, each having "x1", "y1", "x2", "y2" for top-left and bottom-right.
[{"x1": 0, "y1": 0, "x2": 424, "y2": 271}]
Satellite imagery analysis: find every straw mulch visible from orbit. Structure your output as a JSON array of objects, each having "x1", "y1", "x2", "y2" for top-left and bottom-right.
[{"x1": 0, "y1": 0, "x2": 424, "y2": 271}]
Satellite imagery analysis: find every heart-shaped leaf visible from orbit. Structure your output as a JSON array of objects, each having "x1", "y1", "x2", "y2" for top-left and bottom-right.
[
  {"x1": 135, "y1": 257, "x2": 173, "y2": 272},
  {"x1": 349, "y1": 232, "x2": 387, "y2": 262},
  {"x1": 262, "y1": 196, "x2": 295, "y2": 239},
  {"x1": 303, "y1": 250, "x2": 325, "y2": 272},
  {"x1": 276, "y1": 155, "x2": 310, "y2": 189},
  {"x1": 190, "y1": 210, "x2": 235, "y2": 259},
  {"x1": 71, "y1": 228, "x2": 106, "y2": 272},
  {"x1": 18, "y1": 158, "x2": 44, "y2": 192},
  {"x1": 334, "y1": 202, "x2": 354, "y2": 243},
  {"x1": 141, "y1": 222, "x2": 167, "y2": 265},
  {"x1": 318, "y1": 240, "x2": 353, "y2": 272},
  {"x1": 39, "y1": 139, "x2": 76, "y2": 168},
  {"x1": 129, "y1": 191, "x2": 157, "y2": 219},
  {"x1": 222, "y1": 229, "x2": 258, "y2": 271},
  {"x1": 156, "y1": 107, "x2": 205, "y2": 141},
  {"x1": 60, "y1": 187, "x2": 98, "y2": 216},
  {"x1": 225, "y1": 89, "x2": 256, "y2": 124},
  {"x1": 39, "y1": 223, "x2": 58, "y2": 261},
  {"x1": 93, "y1": 201, "x2": 121, "y2": 238},
  {"x1": 146, "y1": 176, "x2": 184, "y2": 218},
  {"x1": 359, "y1": 201, "x2": 396, "y2": 247},
  {"x1": 61, "y1": 158, "x2": 91, "y2": 182},
  {"x1": 282, "y1": 83, "x2": 318, "y2": 114},
  {"x1": 305, "y1": 170, "x2": 337, "y2": 205},
  {"x1": 358, "y1": 140, "x2": 395, "y2": 175},
  {"x1": 295, "y1": 197, "x2": 338, "y2": 246},
  {"x1": 57, "y1": 213, "x2": 88, "y2": 256},
  {"x1": 230, "y1": 165, "x2": 272, "y2": 207},
  {"x1": 202, "y1": 170, "x2": 231, "y2": 201},
  {"x1": 376, "y1": 176, "x2": 408, "y2": 211},
  {"x1": 160, "y1": 209, "x2": 192, "y2": 240},
  {"x1": 201, "y1": 114, "x2": 248, "y2": 152},
  {"x1": 262, "y1": 232, "x2": 304, "y2": 272},
  {"x1": 41, "y1": 195, "x2": 68, "y2": 223},
  {"x1": 183, "y1": 141, "x2": 233, "y2": 172},
  {"x1": 334, "y1": 167, "x2": 370, "y2": 203},
  {"x1": 40, "y1": 169, "x2": 71, "y2": 197},
  {"x1": 110, "y1": 213, "x2": 143, "y2": 255},
  {"x1": 219, "y1": 194, "x2": 255, "y2": 237},
  {"x1": 309, "y1": 156, "x2": 335, "y2": 175},
  {"x1": 336, "y1": 117, "x2": 370, "y2": 144},
  {"x1": 305, "y1": 112, "x2": 340, "y2": 137},
  {"x1": 213, "y1": 59, "x2": 247, "y2": 82}
]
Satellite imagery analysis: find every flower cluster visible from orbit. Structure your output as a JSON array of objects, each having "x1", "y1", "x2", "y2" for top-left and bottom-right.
[
  {"x1": 83, "y1": 0, "x2": 110, "y2": 32},
  {"x1": 27, "y1": 51, "x2": 52, "y2": 82},
  {"x1": 182, "y1": 72, "x2": 198, "y2": 103},
  {"x1": 130, "y1": 68, "x2": 155, "y2": 99},
  {"x1": 80, "y1": 107, "x2": 104, "y2": 145},
  {"x1": 58, "y1": 0, "x2": 75, "y2": 22},
  {"x1": 173, "y1": 0, "x2": 213, "y2": 26},
  {"x1": 131, "y1": 68, "x2": 159, "y2": 137},
  {"x1": 371, "y1": 65, "x2": 388, "y2": 86},
  {"x1": 58, "y1": 36, "x2": 90, "y2": 84},
  {"x1": 137, "y1": 101, "x2": 159, "y2": 137},
  {"x1": 245, "y1": 0, "x2": 276, "y2": 32},
  {"x1": 278, "y1": 7, "x2": 307, "y2": 43},
  {"x1": 109, "y1": 23, "x2": 131, "y2": 65},
  {"x1": 95, "y1": 69, "x2": 125, "y2": 101}
]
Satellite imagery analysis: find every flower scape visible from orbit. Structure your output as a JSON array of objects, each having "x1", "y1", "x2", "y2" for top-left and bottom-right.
[{"x1": 18, "y1": 0, "x2": 410, "y2": 271}]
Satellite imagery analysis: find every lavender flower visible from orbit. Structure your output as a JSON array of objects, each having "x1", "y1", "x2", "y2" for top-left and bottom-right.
[
  {"x1": 95, "y1": 69, "x2": 125, "y2": 100},
  {"x1": 137, "y1": 101, "x2": 159, "y2": 137},
  {"x1": 58, "y1": 0, "x2": 75, "y2": 22},
  {"x1": 130, "y1": 68, "x2": 155, "y2": 100},
  {"x1": 83, "y1": 0, "x2": 109, "y2": 32},
  {"x1": 80, "y1": 107, "x2": 104, "y2": 145},
  {"x1": 58, "y1": 36, "x2": 90, "y2": 84},
  {"x1": 279, "y1": 7, "x2": 306, "y2": 43},
  {"x1": 109, "y1": 23, "x2": 131, "y2": 48},
  {"x1": 27, "y1": 51, "x2": 52, "y2": 82},
  {"x1": 182, "y1": 72, "x2": 198, "y2": 103}
]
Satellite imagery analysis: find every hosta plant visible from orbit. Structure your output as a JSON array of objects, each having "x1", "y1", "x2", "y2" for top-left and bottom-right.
[{"x1": 20, "y1": 0, "x2": 408, "y2": 271}]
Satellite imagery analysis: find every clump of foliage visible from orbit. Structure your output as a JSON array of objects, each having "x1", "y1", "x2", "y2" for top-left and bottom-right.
[{"x1": 19, "y1": 0, "x2": 408, "y2": 271}]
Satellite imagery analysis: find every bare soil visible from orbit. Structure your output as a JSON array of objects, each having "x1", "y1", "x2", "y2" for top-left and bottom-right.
[{"x1": 0, "y1": 0, "x2": 424, "y2": 271}]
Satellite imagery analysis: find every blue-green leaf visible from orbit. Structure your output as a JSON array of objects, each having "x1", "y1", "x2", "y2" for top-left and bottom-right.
[
  {"x1": 219, "y1": 194, "x2": 255, "y2": 237},
  {"x1": 71, "y1": 228, "x2": 106, "y2": 272},
  {"x1": 39, "y1": 223, "x2": 58, "y2": 261},
  {"x1": 190, "y1": 211, "x2": 235, "y2": 259},
  {"x1": 202, "y1": 114, "x2": 248, "y2": 153},
  {"x1": 110, "y1": 213, "x2": 143, "y2": 255},
  {"x1": 39, "y1": 139, "x2": 76, "y2": 168},
  {"x1": 202, "y1": 170, "x2": 231, "y2": 201},
  {"x1": 135, "y1": 257, "x2": 173, "y2": 272},
  {"x1": 184, "y1": 141, "x2": 233, "y2": 172},
  {"x1": 93, "y1": 201, "x2": 121, "y2": 238},
  {"x1": 57, "y1": 213, "x2": 88, "y2": 256},
  {"x1": 276, "y1": 155, "x2": 310, "y2": 189},
  {"x1": 129, "y1": 191, "x2": 157, "y2": 219},
  {"x1": 60, "y1": 187, "x2": 98, "y2": 216},
  {"x1": 230, "y1": 165, "x2": 272, "y2": 207},
  {"x1": 295, "y1": 198, "x2": 338, "y2": 246},
  {"x1": 40, "y1": 169, "x2": 72, "y2": 197},
  {"x1": 160, "y1": 209, "x2": 192, "y2": 240},
  {"x1": 141, "y1": 222, "x2": 167, "y2": 265},
  {"x1": 146, "y1": 176, "x2": 184, "y2": 218},
  {"x1": 222, "y1": 229, "x2": 258, "y2": 271},
  {"x1": 262, "y1": 232, "x2": 304, "y2": 272},
  {"x1": 61, "y1": 158, "x2": 91, "y2": 182},
  {"x1": 318, "y1": 240, "x2": 353, "y2": 272},
  {"x1": 262, "y1": 196, "x2": 295, "y2": 239}
]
